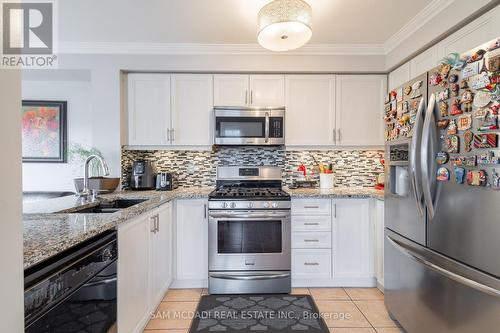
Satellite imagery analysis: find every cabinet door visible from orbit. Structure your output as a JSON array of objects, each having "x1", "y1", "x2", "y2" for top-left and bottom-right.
[
  {"x1": 335, "y1": 75, "x2": 386, "y2": 146},
  {"x1": 150, "y1": 202, "x2": 173, "y2": 307},
  {"x1": 388, "y1": 62, "x2": 410, "y2": 91},
  {"x1": 285, "y1": 75, "x2": 336, "y2": 146},
  {"x1": 409, "y1": 46, "x2": 438, "y2": 78},
  {"x1": 213, "y1": 74, "x2": 249, "y2": 106},
  {"x1": 171, "y1": 74, "x2": 213, "y2": 145},
  {"x1": 373, "y1": 199, "x2": 384, "y2": 286},
  {"x1": 118, "y1": 214, "x2": 151, "y2": 333},
  {"x1": 249, "y1": 75, "x2": 285, "y2": 106},
  {"x1": 176, "y1": 199, "x2": 208, "y2": 281},
  {"x1": 333, "y1": 199, "x2": 372, "y2": 279},
  {"x1": 127, "y1": 74, "x2": 171, "y2": 145}
]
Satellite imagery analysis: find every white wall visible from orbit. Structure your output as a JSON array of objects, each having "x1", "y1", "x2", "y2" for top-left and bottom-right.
[
  {"x1": 22, "y1": 70, "x2": 94, "y2": 191},
  {"x1": 0, "y1": 70, "x2": 24, "y2": 331}
]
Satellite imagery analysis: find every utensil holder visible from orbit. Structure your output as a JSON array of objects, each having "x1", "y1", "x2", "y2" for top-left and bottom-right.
[{"x1": 319, "y1": 174, "x2": 334, "y2": 189}]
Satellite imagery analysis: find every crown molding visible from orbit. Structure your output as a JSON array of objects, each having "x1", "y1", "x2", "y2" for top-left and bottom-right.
[
  {"x1": 383, "y1": 0, "x2": 455, "y2": 54},
  {"x1": 58, "y1": 42, "x2": 386, "y2": 56}
]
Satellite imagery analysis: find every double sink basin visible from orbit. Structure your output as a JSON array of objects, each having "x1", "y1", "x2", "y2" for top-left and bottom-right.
[{"x1": 72, "y1": 198, "x2": 148, "y2": 214}]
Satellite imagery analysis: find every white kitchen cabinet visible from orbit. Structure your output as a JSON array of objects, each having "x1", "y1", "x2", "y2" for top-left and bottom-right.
[
  {"x1": 335, "y1": 75, "x2": 386, "y2": 146},
  {"x1": 292, "y1": 249, "x2": 332, "y2": 279},
  {"x1": 118, "y1": 213, "x2": 152, "y2": 333},
  {"x1": 409, "y1": 46, "x2": 439, "y2": 78},
  {"x1": 372, "y1": 198, "x2": 384, "y2": 288},
  {"x1": 174, "y1": 199, "x2": 208, "y2": 287},
  {"x1": 127, "y1": 74, "x2": 171, "y2": 146},
  {"x1": 149, "y1": 202, "x2": 173, "y2": 306},
  {"x1": 388, "y1": 62, "x2": 410, "y2": 91},
  {"x1": 214, "y1": 74, "x2": 285, "y2": 107},
  {"x1": 171, "y1": 74, "x2": 213, "y2": 145},
  {"x1": 285, "y1": 75, "x2": 336, "y2": 146},
  {"x1": 333, "y1": 199, "x2": 373, "y2": 281}
]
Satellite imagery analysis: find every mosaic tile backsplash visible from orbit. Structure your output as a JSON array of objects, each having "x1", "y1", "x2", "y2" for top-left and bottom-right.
[{"x1": 121, "y1": 147, "x2": 384, "y2": 188}]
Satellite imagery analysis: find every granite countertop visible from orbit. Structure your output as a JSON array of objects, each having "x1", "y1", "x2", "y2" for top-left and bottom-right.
[
  {"x1": 23, "y1": 187, "x2": 213, "y2": 269},
  {"x1": 23, "y1": 186, "x2": 383, "y2": 270}
]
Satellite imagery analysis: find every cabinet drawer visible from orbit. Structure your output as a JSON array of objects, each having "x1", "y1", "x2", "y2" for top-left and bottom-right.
[
  {"x1": 292, "y1": 199, "x2": 331, "y2": 215},
  {"x1": 292, "y1": 215, "x2": 331, "y2": 232},
  {"x1": 292, "y1": 232, "x2": 331, "y2": 249},
  {"x1": 292, "y1": 249, "x2": 332, "y2": 279}
]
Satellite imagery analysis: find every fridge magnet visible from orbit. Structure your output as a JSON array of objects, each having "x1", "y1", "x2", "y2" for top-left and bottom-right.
[
  {"x1": 439, "y1": 63, "x2": 452, "y2": 78},
  {"x1": 464, "y1": 156, "x2": 478, "y2": 167},
  {"x1": 404, "y1": 85, "x2": 412, "y2": 95},
  {"x1": 454, "y1": 167, "x2": 466, "y2": 184},
  {"x1": 466, "y1": 170, "x2": 487, "y2": 186},
  {"x1": 464, "y1": 130, "x2": 474, "y2": 152},
  {"x1": 473, "y1": 133, "x2": 498, "y2": 149},
  {"x1": 447, "y1": 119, "x2": 458, "y2": 135},
  {"x1": 437, "y1": 119, "x2": 450, "y2": 129},
  {"x1": 439, "y1": 101, "x2": 449, "y2": 117},
  {"x1": 491, "y1": 169, "x2": 500, "y2": 190},
  {"x1": 436, "y1": 152, "x2": 449, "y2": 165},
  {"x1": 477, "y1": 112, "x2": 498, "y2": 131},
  {"x1": 391, "y1": 99, "x2": 397, "y2": 111},
  {"x1": 467, "y1": 49, "x2": 486, "y2": 63},
  {"x1": 473, "y1": 90, "x2": 492, "y2": 108},
  {"x1": 410, "y1": 81, "x2": 423, "y2": 99},
  {"x1": 437, "y1": 167, "x2": 450, "y2": 182},
  {"x1": 397, "y1": 103, "x2": 403, "y2": 118},
  {"x1": 447, "y1": 135, "x2": 460, "y2": 153},
  {"x1": 451, "y1": 156, "x2": 463, "y2": 167},
  {"x1": 489, "y1": 102, "x2": 499, "y2": 115},
  {"x1": 486, "y1": 52, "x2": 500, "y2": 72},
  {"x1": 478, "y1": 151, "x2": 500, "y2": 165},
  {"x1": 462, "y1": 61, "x2": 480, "y2": 78},
  {"x1": 436, "y1": 89, "x2": 449, "y2": 102},
  {"x1": 398, "y1": 114, "x2": 410, "y2": 126},
  {"x1": 410, "y1": 99, "x2": 420, "y2": 110},
  {"x1": 448, "y1": 74, "x2": 458, "y2": 83},
  {"x1": 487, "y1": 38, "x2": 500, "y2": 51},
  {"x1": 458, "y1": 114, "x2": 472, "y2": 131},
  {"x1": 473, "y1": 108, "x2": 488, "y2": 119},
  {"x1": 450, "y1": 99, "x2": 462, "y2": 115},
  {"x1": 390, "y1": 90, "x2": 397, "y2": 101},
  {"x1": 384, "y1": 94, "x2": 391, "y2": 104},
  {"x1": 403, "y1": 101, "x2": 409, "y2": 114},
  {"x1": 401, "y1": 125, "x2": 412, "y2": 138},
  {"x1": 410, "y1": 114, "x2": 417, "y2": 125},
  {"x1": 429, "y1": 72, "x2": 442, "y2": 86},
  {"x1": 469, "y1": 72, "x2": 491, "y2": 90},
  {"x1": 459, "y1": 79, "x2": 469, "y2": 90},
  {"x1": 490, "y1": 74, "x2": 500, "y2": 85},
  {"x1": 397, "y1": 87, "x2": 403, "y2": 102},
  {"x1": 440, "y1": 53, "x2": 466, "y2": 70},
  {"x1": 451, "y1": 83, "x2": 460, "y2": 96},
  {"x1": 490, "y1": 85, "x2": 500, "y2": 101}
]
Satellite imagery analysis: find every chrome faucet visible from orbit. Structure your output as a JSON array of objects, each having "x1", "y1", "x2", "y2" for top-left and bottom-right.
[{"x1": 79, "y1": 155, "x2": 110, "y2": 199}]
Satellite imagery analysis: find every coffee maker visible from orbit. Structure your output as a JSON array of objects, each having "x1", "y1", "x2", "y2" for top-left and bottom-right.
[{"x1": 130, "y1": 160, "x2": 156, "y2": 190}]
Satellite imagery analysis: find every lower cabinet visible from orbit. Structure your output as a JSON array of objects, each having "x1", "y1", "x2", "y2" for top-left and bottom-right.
[
  {"x1": 117, "y1": 202, "x2": 173, "y2": 333},
  {"x1": 291, "y1": 198, "x2": 375, "y2": 287},
  {"x1": 173, "y1": 199, "x2": 208, "y2": 288},
  {"x1": 373, "y1": 198, "x2": 385, "y2": 288}
]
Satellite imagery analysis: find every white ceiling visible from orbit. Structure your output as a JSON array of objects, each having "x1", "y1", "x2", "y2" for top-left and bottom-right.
[{"x1": 58, "y1": 0, "x2": 434, "y2": 45}]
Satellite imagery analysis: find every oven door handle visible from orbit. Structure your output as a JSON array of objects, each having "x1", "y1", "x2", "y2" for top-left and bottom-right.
[
  {"x1": 209, "y1": 273, "x2": 291, "y2": 280},
  {"x1": 209, "y1": 213, "x2": 290, "y2": 219}
]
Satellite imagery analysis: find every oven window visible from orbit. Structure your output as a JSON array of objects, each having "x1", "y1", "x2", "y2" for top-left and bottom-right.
[
  {"x1": 217, "y1": 220, "x2": 282, "y2": 253},
  {"x1": 216, "y1": 117, "x2": 265, "y2": 138}
]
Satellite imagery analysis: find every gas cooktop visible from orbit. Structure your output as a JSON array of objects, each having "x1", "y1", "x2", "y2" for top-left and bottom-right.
[{"x1": 209, "y1": 187, "x2": 290, "y2": 200}]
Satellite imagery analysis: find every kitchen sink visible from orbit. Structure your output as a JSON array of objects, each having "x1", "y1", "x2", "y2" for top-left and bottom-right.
[{"x1": 72, "y1": 198, "x2": 148, "y2": 214}]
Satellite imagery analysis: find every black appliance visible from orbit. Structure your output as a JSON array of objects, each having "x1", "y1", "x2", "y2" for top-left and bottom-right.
[
  {"x1": 156, "y1": 172, "x2": 178, "y2": 191},
  {"x1": 130, "y1": 160, "x2": 156, "y2": 190},
  {"x1": 24, "y1": 231, "x2": 118, "y2": 333}
]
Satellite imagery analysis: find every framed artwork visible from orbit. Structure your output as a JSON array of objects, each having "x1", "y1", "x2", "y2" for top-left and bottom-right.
[{"x1": 22, "y1": 100, "x2": 67, "y2": 163}]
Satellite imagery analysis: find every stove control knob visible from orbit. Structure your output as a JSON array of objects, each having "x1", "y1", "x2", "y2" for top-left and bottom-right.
[
  {"x1": 263, "y1": 202, "x2": 270, "y2": 208},
  {"x1": 247, "y1": 202, "x2": 254, "y2": 208},
  {"x1": 230, "y1": 202, "x2": 236, "y2": 209},
  {"x1": 271, "y1": 202, "x2": 278, "y2": 208},
  {"x1": 222, "y1": 202, "x2": 228, "y2": 208}
]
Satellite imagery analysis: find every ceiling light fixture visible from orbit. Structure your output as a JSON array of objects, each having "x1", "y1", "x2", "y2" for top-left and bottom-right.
[{"x1": 258, "y1": 0, "x2": 312, "y2": 52}]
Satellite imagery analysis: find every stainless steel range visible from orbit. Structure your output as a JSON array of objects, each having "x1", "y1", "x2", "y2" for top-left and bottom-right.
[{"x1": 208, "y1": 166, "x2": 291, "y2": 294}]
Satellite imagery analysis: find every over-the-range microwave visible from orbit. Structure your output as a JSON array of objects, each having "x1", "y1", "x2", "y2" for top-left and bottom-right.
[{"x1": 214, "y1": 106, "x2": 285, "y2": 146}]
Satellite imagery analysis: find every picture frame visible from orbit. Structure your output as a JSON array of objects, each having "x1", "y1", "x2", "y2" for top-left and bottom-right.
[{"x1": 22, "y1": 100, "x2": 67, "y2": 163}]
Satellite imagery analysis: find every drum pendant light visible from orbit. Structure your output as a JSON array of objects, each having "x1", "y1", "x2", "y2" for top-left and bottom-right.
[{"x1": 258, "y1": 0, "x2": 312, "y2": 52}]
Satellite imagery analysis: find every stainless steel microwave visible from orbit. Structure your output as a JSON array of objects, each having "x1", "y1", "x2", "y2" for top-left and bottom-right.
[{"x1": 214, "y1": 107, "x2": 285, "y2": 145}]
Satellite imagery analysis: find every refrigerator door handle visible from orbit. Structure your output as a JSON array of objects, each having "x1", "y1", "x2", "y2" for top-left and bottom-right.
[
  {"x1": 421, "y1": 93, "x2": 439, "y2": 220},
  {"x1": 386, "y1": 235, "x2": 500, "y2": 298},
  {"x1": 410, "y1": 97, "x2": 426, "y2": 217}
]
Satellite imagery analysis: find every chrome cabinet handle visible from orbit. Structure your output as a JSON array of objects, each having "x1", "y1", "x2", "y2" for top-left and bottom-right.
[
  {"x1": 250, "y1": 90, "x2": 254, "y2": 104},
  {"x1": 150, "y1": 216, "x2": 156, "y2": 233},
  {"x1": 304, "y1": 239, "x2": 319, "y2": 242},
  {"x1": 304, "y1": 262, "x2": 319, "y2": 266},
  {"x1": 171, "y1": 128, "x2": 175, "y2": 142},
  {"x1": 337, "y1": 129, "x2": 342, "y2": 143},
  {"x1": 333, "y1": 203, "x2": 337, "y2": 218},
  {"x1": 204, "y1": 204, "x2": 207, "y2": 219},
  {"x1": 245, "y1": 90, "x2": 248, "y2": 105},
  {"x1": 265, "y1": 112, "x2": 270, "y2": 143},
  {"x1": 304, "y1": 222, "x2": 319, "y2": 226},
  {"x1": 155, "y1": 214, "x2": 159, "y2": 232},
  {"x1": 303, "y1": 205, "x2": 320, "y2": 209},
  {"x1": 333, "y1": 129, "x2": 337, "y2": 144},
  {"x1": 166, "y1": 128, "x2": 170, "y2": 143},
  {"x1": 209, "y1": 273, "x2": 290, "y2": 280},
  {"x1": 387, "y1": 235, "x2": 500, "y2": 298}
]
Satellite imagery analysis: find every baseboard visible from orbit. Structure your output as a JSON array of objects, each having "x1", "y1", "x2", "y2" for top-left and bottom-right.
[
  {"x1": 171, "y1": 278, "x2": 208, "y2": 289},
  {"x1": 292, "y1": 277, "x2": 377, "y2": 288}
]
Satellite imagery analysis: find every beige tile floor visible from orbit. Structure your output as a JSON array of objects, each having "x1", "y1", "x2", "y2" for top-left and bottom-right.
[{"x1": 143, "y1": 288, "x2": 403, "y2": 333}]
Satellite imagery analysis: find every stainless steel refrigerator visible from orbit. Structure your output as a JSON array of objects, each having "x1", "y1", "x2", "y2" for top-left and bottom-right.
[{"x1": 384, "y1": 39, "x2": 500, "y2": 333}]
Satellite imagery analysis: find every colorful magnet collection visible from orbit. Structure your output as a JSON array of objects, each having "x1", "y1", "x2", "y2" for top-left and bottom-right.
[{"x1": 430, "y1": 41, "x2": 500, "y2": 188}]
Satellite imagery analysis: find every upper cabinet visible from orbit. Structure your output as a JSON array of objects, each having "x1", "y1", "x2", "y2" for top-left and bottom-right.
[
  {"x1": 409, "y1": 46, "x2": 439, "y2": 78},
  {"x1": 126, "y1": 73, "x2": 213, "y2": 147},
  {"x1": 388, "y1": 63, "x2": 410, "y2": 91},
  {"x1": 127, "y1": 74, "x2": 171, "y2": 146},
  {"x1": 171, "y1": 74, "x2": 213, "y2": 145},
  {"x1": 335, "y1": 75, "x2": 386, "y2": 146},
  {"x1": 285, "y1": 75, "x2": 336, "y2": 146},
  {"x1": 214, "y1": 74, "x2": 285, "y2": 107}
]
